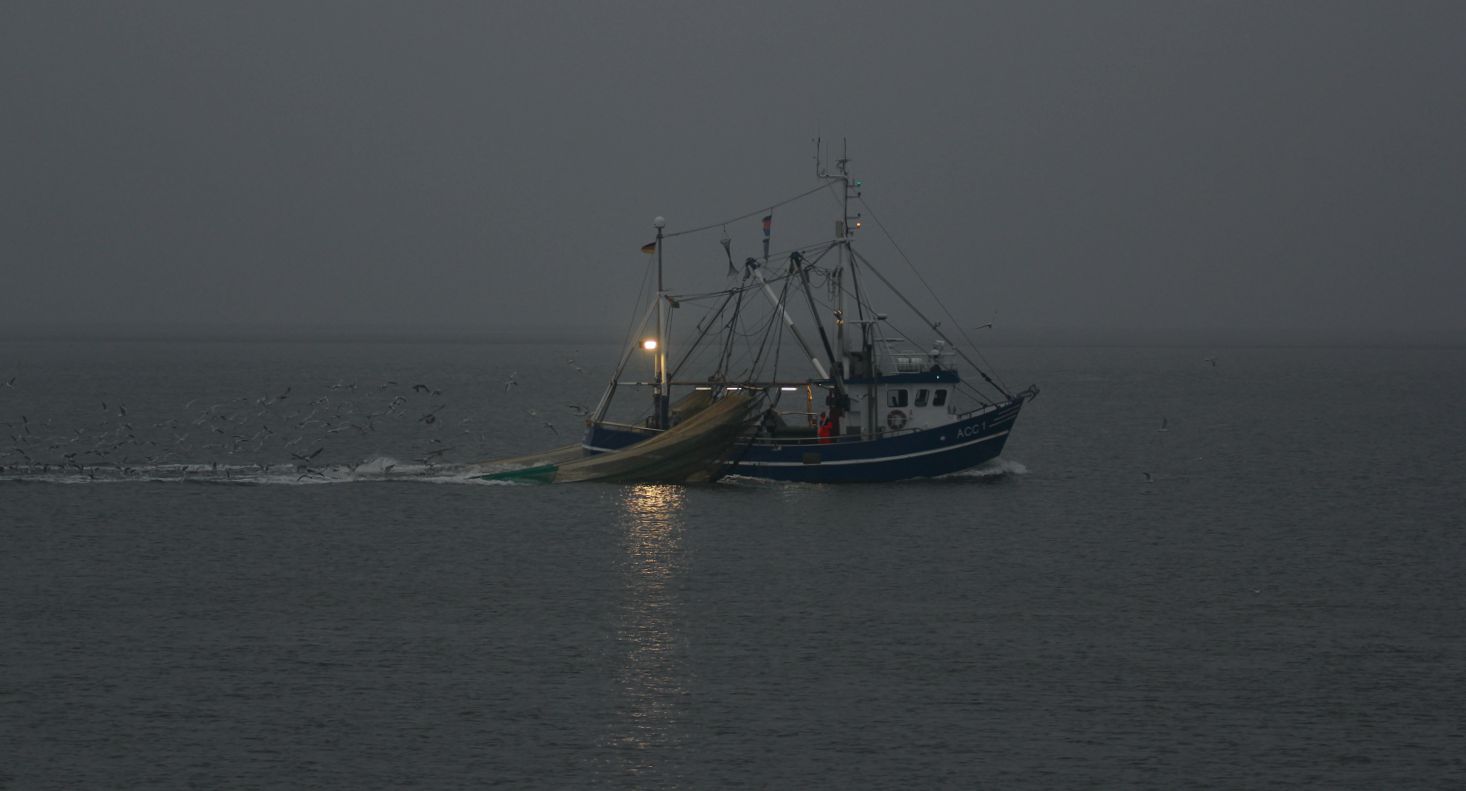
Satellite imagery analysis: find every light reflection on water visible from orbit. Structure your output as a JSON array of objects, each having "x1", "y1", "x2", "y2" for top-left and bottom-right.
[{"x1": 607, "y1": 484, "x2": 689, "y2": 777}]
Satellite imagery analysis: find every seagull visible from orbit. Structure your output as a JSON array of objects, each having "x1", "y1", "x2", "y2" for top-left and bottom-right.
[
  {"x1": 1, "y1": 376, "x2": 14, "y2": 388},
  {"x1": 1158, "y1": 417, "x2": 1168, "y2": 432},
  {"x1": 543, "y1": 421, "x2": 558, "y2": 436},
  {"x1": 564, "y1": 403, "x2": 590, "y2": 417},
  {"x1": 1204, "y1": 357, "x2": 1217, "y2": 367},
  {"x1": 290, "y1": 447, "x2": 324, "y2": 462},
  {"x1": 504, "y1": 372, "x2": 518, "y2": 392},
  {"x1": 1143, "y1": 471, "x2": 1154, "y2": 483}
]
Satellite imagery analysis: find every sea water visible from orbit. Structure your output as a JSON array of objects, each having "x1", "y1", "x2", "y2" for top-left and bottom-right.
[{"x1": 3, "y1": 339, "x2": 1464, "y2": 788}]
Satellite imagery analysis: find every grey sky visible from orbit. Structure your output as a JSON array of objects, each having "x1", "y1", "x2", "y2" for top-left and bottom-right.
[{"x1": 4, "y1": 1, "x2": 1464, "y2": 341}]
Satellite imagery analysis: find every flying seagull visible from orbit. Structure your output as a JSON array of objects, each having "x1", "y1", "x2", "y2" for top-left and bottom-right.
[{"x1": 290, "y1": 447, "x2": 324, "y2": 463}]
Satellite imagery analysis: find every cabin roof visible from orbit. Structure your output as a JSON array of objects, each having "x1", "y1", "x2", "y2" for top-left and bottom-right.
[{"x1": 824, "y1": 370, "x2": 961, "y2": 386}]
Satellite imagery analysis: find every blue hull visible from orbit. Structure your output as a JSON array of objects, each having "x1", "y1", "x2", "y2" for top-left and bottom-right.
[{"x1": 584, "y1": 395, "x2": 1028, "y2": 483}]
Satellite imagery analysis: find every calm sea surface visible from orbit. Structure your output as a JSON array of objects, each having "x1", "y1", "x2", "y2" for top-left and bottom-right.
[{"x1": 3, "y1": 339, "x2": 1464, "y2": 788}]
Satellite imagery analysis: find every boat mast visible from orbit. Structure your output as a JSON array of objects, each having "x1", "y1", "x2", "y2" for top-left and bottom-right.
[
  {"x1": 653, "y1": 216, "x2": 670, "y2": 429},
  {"x1": 815, "y1": 139, "x2": 859, "y2": 433},
  {"x1": 820, "y1": 139, "x2": 879, "y2": 436},
  {"x1": 829, "y1": 140, "x2": 848, "y2": 377}
]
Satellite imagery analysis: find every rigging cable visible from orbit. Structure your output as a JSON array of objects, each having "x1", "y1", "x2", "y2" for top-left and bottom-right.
[
  {"x1": 669, "y1": 290, "x2": 736, "y2": 382},
  {"x1": 850, "y1": 248, "x2": 1012, "y2": 401},
  {"x1": 716, "y1": 271, "x2": 752, "y2": 379},
  {"x1": 743, "y1": 274, "x2": 793, "y2": 384},
  {"x1": 856, "y1": 196, "x2": 1011, "y2": 395},
  {"x1": 662, "y1": 183, "x2": 831, "y2": 240}
]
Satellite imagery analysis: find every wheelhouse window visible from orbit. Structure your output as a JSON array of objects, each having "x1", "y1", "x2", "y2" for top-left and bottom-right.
[
  {"x1": 914, "y1": 388, "x2": 930, "y2": 407},
  {"x1": 932, "y1": 389, "x2": 948, "y2": 407},
  {"x1": 886, "y1": 389, "x2": 908, "y2": 407}
]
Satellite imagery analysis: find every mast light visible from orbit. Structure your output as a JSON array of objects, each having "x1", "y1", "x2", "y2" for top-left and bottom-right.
[{"x1": 642, "y1": 339, "x2": 658, "y2": 351}]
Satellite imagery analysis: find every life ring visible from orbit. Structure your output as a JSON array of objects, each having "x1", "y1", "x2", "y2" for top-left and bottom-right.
[{"x1": 886, "y1": 410, "x2": 908, "y2": 430}]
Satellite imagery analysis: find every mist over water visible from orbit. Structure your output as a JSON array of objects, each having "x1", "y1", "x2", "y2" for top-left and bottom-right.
[
  {"x1": 6, "y1": 3, "x2": 1466, "y2": 341},
  {"x1": 4, "y1": 338, "x2": 1464, "y2": 787}
]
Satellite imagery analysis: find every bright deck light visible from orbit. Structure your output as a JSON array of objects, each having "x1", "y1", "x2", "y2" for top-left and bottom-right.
[{"x1": 641, "y1": 339, "x2": 658, "y2": 351}]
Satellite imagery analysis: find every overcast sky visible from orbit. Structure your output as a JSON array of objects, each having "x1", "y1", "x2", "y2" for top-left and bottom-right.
[{"x1": 4, "y1": 1, "x2": 1463, "y2": 341}]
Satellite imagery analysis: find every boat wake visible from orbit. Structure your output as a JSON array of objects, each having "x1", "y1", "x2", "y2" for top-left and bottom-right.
[
  {"x1": 0, "y1": 456, "x2": 520, "y2": 486},
  {"x1": 945, "y1": 458, "x2": 1028, "y2": 478}
]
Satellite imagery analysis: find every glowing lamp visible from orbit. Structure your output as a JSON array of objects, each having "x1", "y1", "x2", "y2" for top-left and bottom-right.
[{"x1": 641, "y1": 339, "x2": 658, "y2": 351}]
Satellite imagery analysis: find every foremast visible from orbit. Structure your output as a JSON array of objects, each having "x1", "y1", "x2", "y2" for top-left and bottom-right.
[{"x1": 652, "y1": 216, "x2": 670, "y2": 429}]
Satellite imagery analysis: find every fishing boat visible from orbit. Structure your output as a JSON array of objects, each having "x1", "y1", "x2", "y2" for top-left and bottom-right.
[{"x1": 580, "y1": 142, "x2": 1037, "y2": 483}]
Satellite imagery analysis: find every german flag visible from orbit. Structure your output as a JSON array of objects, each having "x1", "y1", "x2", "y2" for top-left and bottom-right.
[{"x1": 641, "y1": 241, "x2": 657, "y2": 254}]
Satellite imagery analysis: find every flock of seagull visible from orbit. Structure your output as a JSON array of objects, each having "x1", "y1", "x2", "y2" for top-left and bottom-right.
[{"x1": 1, "y1": 355, "x2": 596, "y2": 482}]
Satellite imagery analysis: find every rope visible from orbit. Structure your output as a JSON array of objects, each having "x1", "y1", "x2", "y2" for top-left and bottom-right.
[
  {"x1": 856, "y1": 196, "x2": 1011, "y2": 394},
  {"x1": 663, "y1": 184, "x2": 832, "y2": 239},
  {"x1": 851, "y1": 248, "x2": 1011, "y2": 401}
]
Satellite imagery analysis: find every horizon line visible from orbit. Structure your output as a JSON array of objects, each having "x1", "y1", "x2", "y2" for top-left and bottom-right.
[{"x1": 1, "y1": 322, "x2": 1462, "y2": 349}]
